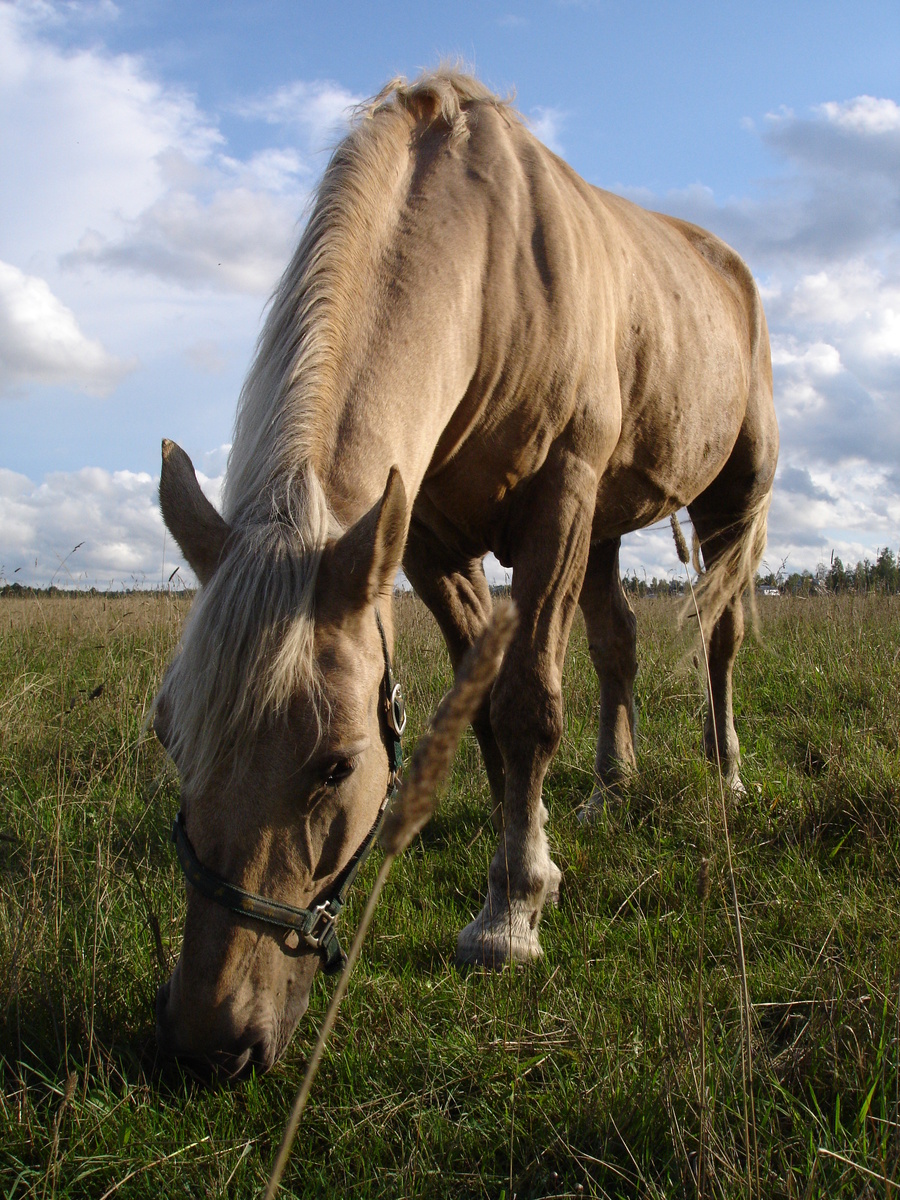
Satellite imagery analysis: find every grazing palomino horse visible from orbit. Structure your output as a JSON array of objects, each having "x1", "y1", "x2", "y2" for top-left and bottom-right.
[{"x1": 154, "y1": 70, "x2": 778, "y2": 1076}]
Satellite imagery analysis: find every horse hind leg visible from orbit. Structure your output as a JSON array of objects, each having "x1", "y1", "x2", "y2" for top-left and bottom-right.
[
  {"x1": 698, "y1": 584, "x2": 745, "y2": 791},
  {"x1": 684, "y1": 258, "x2": 778, "y2": 791},
  {"x1": 579, "y1": 537, "x2": 638, "y2": 813},
  {"x1": 687, "y1": 489, "x2": 771, "y2": 793}
]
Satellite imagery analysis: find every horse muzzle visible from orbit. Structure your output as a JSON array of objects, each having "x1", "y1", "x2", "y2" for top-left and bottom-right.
[{"x1": 154, "y1": 967, "x2": 310, "y2": 1081}]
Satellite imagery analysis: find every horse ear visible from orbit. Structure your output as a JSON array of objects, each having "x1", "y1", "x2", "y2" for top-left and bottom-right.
[
  {"x1": 324, "y1": 467, "x2": 407, "y2": 609},
  {"x1": 159, "y1": 439, "x2": 231, "y2": 586}
]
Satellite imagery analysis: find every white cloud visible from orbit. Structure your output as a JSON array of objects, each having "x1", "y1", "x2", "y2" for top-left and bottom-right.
[
  {"x1": 0, "y1": 463, "x2": 223, "y2": 587},
  {"x1": 768, "y1": 97, "x2": 900, "y2": 184},
  {"x1": 528, "y1": 106, "x2": 567, "y2": 155},
  {"x1": 771, "y1": 338, "x2": 842, "y2": 376},
  {"x1": 765, "y1": 457, "x2": 900, "y2": 568},
  {"x1": 63, "y1": 183, "x2": 301, "y2": 293},
  {"x1": 12, "y1": 1, "x2": 121, "y2": 31},
  {"x1": 235, "y1": 79, "x2": 361, "y2": 149},
  {"x1": 0, "y1": 260, "x2": 131, "y2": 395},
  {"x1": 198, "y1": 444, "x2": 230, "y2": 483},
  {"x1": 819, "y1": 96, "x2": 900, "y2": 136},
  {"x1": 785, "y1": 263, "x2": 900, "y2": 365},
  {"x1": 651, "y1": 98, "x2": 900, "y2": 272},
  {"x1": 239, "y1": 147, "x2": 308, "y2": 192},
  {"x1": 0, "y1": 4, "x2": 221, "y2": 260},
  {"x1": 631, "y1": 96, "x2": 900, "y2": 573},
  {"x1": 0, "y1": 4, "x2": 352, "y2": 308},
  {"x1": 863, "y1": 307, "x2": 900, "y2": 360}
]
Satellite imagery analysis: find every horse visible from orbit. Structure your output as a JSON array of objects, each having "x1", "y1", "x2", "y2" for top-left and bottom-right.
[{"x1": 153, "y1": 68, "x2": 778, "y2": 1077}]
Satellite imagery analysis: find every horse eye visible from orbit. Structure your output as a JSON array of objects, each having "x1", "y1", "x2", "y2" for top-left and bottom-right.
[{"x1": 324, "y1": 758, "x2": 355, "y2": 787}]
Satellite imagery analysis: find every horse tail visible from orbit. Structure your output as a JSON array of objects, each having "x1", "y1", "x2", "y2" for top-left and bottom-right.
[{"x1": 676, "y1": 489, "x2": 772, "y2": 640}]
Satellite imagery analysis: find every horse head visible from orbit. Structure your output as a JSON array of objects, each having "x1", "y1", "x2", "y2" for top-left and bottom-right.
[{"x1": 153, "y1": 441, "x2": 406, "y2": 1078}]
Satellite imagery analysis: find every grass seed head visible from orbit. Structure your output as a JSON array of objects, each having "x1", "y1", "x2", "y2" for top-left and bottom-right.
[
  {"x1": 379, "y1": 600, "x2": 518, "y2": 855},
  {"x1": 670, "y1": 513, "x2": 691, "y2": 566},
  {"x1": 697, "y1": 856, "x2": 710, "y2": 903}
]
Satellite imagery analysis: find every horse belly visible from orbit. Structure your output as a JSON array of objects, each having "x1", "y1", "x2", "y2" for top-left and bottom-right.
[
  {"x1": 418, "y1": 215, "x2": 754, "y2": 558},
  {"x1": 591, "y1": 334, "x2": 750, "y2": 539}
]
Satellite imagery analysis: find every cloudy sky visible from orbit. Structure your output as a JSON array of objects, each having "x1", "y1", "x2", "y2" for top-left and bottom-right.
[{"x1": 2, "y1": 0, "x2": 899, "y2": 588}]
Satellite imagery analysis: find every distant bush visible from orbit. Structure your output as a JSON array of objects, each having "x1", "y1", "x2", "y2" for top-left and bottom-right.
[{"x1": 757, "y1": 545, "x2": 900, "y2": 595}]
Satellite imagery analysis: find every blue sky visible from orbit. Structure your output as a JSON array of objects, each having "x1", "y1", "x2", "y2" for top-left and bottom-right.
[{"x1": 2, "y1": 0, "x2": 899, "y2": 587}]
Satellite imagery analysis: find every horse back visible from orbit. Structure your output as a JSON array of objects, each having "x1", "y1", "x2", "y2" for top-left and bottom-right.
[{"x1": 415, "y1": 106, "x2": 774, "y2": 551}]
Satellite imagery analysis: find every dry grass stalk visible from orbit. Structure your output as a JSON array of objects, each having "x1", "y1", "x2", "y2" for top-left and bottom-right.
[
  {"x1": 380, "y1": 599, "x2": 518, "y2": 854},
  {"x1": 264, "y1": 601, "x2": 518, "y2": 1200},
  {"x1": 680, "y1": 561, "x2": 759, "y2": 1200},
  {"x1": 816, "y1": 1147, "x2": 900, "y2": 1192},
  {"x1": 696, "y1": 857, "x2": 710, "y2": 1200},
  {"x1": 45, "y1": 1070, "x2": 77, "y2": 1193}
]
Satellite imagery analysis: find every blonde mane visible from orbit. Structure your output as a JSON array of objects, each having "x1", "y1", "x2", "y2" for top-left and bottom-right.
[
  {"x1": 223, "y1": 66, "x2": 508, "y2": 517},
  {"x1": 160, "y1": 69, "x2": 508, "y2": 794}
]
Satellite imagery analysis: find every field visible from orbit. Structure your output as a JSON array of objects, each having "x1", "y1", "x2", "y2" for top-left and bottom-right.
[{"x1": 1, "y1": 590, "x2": 899, "y2": 1198}]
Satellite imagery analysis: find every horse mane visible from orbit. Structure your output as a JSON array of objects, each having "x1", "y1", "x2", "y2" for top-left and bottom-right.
[
  {"x1": 223, "y1": 66, "x2": 509, "y2": 517},
  {"x1": 159, "y1": 69, "x2": 509, "y2": 794},
  {"x1": 157, "y1": 471, "x2": 337, "y2": 795}
]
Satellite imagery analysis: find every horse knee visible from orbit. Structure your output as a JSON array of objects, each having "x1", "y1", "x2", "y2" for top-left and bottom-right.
[
  {"x1": 588, "y1": 630, "x2": 637, "y2": 687},
  {"x1": 491, "y1": 675, "x2": 564, "y2": 762}
]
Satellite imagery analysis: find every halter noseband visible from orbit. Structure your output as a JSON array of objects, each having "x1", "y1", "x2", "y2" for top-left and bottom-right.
[{"x1": 170, "y1": 608, "x2": 405, "y2": 976}]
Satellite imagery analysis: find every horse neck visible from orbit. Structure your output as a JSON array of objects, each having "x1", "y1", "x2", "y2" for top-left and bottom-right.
[
  {"x1": 315, "y1": 321, "x2": 479, "y2": 529},
  {"x1": 310, "y1": 197, "x2": 484, "y2": 528},
  {"x1": 228, "y1": 121, "x2": 484, "y2": 532}
]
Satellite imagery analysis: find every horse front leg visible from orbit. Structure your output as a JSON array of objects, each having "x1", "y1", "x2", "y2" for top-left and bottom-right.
[
  {"x1": 456, "y1": 453, "x2": 596, "y2": 966},
  {"x1": 402, "y1": 518, "x2": 507, "y2": 816}
]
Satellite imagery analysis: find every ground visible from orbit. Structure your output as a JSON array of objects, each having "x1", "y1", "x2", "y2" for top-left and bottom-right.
[{"x1": 1, "y1": 590, "x2": 899, "y2": 1198}]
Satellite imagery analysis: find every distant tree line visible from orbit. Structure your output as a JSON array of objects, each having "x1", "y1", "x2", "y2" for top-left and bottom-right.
[
  {"x1": 621, "y1": 576, "x2": 686, "y2": 598},
  {"x1": 756, "y1": 546, "x2": 900, "y2": 596},
  {"x1": 0, "y1": 582, "x2": 194, "y2": 600},
  {"x1": 4, "y1": 546, "x2": 899, "y2": 601}
]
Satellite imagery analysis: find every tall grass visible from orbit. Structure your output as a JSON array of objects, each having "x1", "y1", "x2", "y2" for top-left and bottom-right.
[{"x1": 1, "y1": 591, "x2": 899, "y2": 1198}]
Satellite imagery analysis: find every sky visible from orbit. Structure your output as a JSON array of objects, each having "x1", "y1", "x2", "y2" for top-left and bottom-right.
[{"x1": 1, "y1": 0, "x2": 899, "y2": 589}]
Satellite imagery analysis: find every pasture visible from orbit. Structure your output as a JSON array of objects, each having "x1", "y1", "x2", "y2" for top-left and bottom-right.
[{"x1": 1, "y1": 589, "x2": 899, "y2": 1198}]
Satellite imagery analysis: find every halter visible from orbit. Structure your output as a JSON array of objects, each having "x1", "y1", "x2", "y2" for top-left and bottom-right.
[{"x1": 170, "y1": 608, "x2": 405, "y2": 975}]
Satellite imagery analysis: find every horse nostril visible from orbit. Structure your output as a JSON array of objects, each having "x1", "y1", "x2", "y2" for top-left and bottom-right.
[
  {"x1": 152, "y1": 986, "x2": 277, "y2": 1080},
  {"x1": 247, "y1": 1033, "x2": 277, "y2": 1074},
  {"x1": 202, "y1": 1032, "x2": 271, "y2": 1082}
]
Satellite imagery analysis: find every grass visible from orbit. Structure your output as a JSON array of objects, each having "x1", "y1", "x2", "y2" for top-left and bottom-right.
[{"x1": 1, "y1": 590, "x2": 899, "y2": 1198}]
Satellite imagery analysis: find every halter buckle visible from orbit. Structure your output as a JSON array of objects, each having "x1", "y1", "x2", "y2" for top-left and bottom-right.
[
  {"x1": 388, "y1": 681, "x2": 407, "y2": 737},
  {"x1": 304, "y1": 901, "x2": 339, "y2": 950}
]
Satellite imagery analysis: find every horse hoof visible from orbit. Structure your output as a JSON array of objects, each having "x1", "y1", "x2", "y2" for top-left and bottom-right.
[
  {"x1": 456, "y1": 902, "x2": 544, "y2": 968},
  {"x1": 577, "y1": 794, "x2": 606, "y2": 825}
]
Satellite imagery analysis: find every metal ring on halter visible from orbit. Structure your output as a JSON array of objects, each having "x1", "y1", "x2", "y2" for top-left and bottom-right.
[{"x1": 388, "y1": 681, "x2": 407, "y2": 737}]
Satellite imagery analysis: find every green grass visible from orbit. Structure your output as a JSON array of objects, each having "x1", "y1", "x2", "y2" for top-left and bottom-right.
[{"x1": 1, "y1": 591, "x2": 899, "y2": 1198}]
